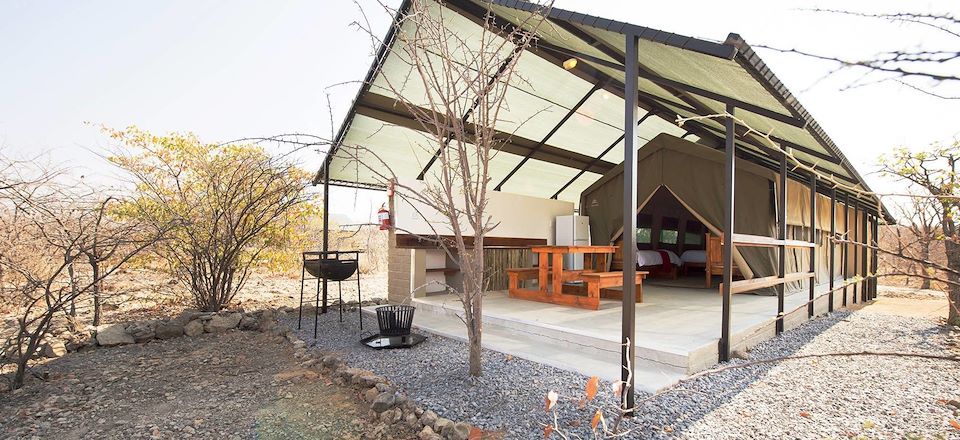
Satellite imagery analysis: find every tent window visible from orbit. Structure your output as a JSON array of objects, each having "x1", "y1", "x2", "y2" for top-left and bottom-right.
[
  {"x1": 637, "y1": 228, "x2": 652, "y2": 244},
  {"x1": 660, "y1": 229, "x2": 678, "y2": 245},
  {"x1": 684, "y1": 220, "x2": 704, "y2": 246},
  {"x1": 637, "y1": 213, "x2": 653, "y2": 244},
  {"x1": 660, "y1": 217, "x2": 679, "y2": 245}
]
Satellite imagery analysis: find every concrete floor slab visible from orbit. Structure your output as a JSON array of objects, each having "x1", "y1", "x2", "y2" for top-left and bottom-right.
[{"x1": 367, "y1": 277, "x2": 851, "y2": 392}]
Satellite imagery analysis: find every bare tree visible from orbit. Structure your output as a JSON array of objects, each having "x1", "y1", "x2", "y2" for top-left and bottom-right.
[
  {"x1": 334, "y1": 0, "x2": 550, "y2": 376},
  {"x1": 759, "y1": 9, "x2": 959, "y2": 99},
  {"x1": 881, "y1": 194, "x2": 943, "y2": 290},
  {"x1": 0, "y1": 161, "x2": 162, "y2": 390},
  {"x1": 878, "y1": 143, "x2": 960, "y2": 323}
]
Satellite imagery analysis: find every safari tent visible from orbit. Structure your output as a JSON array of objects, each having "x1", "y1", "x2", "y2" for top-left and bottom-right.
[
  {"x1": 581, "y1": 133, "x2": 864, "y2": 294},
  {"x1": 314, "y1": 0, "x2": 891, "y2": 398}
]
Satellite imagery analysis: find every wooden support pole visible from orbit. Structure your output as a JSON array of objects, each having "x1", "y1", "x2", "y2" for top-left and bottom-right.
[
  {"x1": 853, "y1": 199, "x2": 859, "y2": 304},
  {"x1": 620, "y1": 32, "x2": 639, "y2": 416},
  {"x1": 829, "y1": 187, "x2": 836, "y2": 313},
  {"x1": 776, "y1": 153, "x2": 787, "y2": 334},
  {"x1": 842, "y1": 193, "x2": 849, "y2": 307},
  {"x1": 860, "y1": 211, "x2": 870, "y2": 302},
  {"x1": 719, "y1": 103, "x2": 736, "y2": 362},
  {"x1": 872, "y1": 215, "x2": 880, "y2": 299},
  {"x1": 808, "y1": 172, "x2": 817, "y2": 318}
]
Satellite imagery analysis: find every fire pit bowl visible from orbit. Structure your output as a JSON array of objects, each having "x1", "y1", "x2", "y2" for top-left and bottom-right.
[
  {"x1": 304, "y1": 258, "x2": 357, "y2": 281},
  {"x1": 375, "y1": 305, "x2": 416, "y2": 337}
]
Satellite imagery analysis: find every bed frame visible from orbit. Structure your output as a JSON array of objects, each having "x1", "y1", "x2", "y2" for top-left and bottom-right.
[
  {"x1": 704, "y1": 232, "x2": 742, "y2": 288},
  {"x1": 611, "y1": 238, "x2": 679, "y2": 279}
]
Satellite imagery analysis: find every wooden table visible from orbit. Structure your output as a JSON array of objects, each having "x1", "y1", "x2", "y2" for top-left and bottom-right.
[{"x1": 508, "y1": 245, "x2": 622, "y2": 310}]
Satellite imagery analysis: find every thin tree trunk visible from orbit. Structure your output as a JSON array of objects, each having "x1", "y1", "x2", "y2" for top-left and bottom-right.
[
  {"x1": 67, "y1": 261, "x2": 77, "y2": 318},
  {"x1": 468, "y1": 291, "x2": 483, "y2": 376},
  {"x1": 942, "y1": 207, "x2": 960, "y2": 324},
  {"x1": 90, "y1": 258, "x2": 102, "y2": 326},
  {"x1": 920, "y1": 244, "x2": 932, "y2": 290},
  {"x1": 945, "y1": 240, "x2": 960, "y2": 325}
]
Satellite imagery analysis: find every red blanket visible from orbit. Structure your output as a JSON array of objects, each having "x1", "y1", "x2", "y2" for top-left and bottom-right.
[{"x1": 655, "y1": 250, "x2": 672, "y2": 272}]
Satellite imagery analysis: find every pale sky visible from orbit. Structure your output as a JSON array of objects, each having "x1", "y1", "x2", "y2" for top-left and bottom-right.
[{"x1": 1, "y1": 0, "x2": 958, "y2": 222}]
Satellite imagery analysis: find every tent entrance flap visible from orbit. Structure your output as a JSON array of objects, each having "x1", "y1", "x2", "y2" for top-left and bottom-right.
[
  {"x1": 582, "y1": 133, "x2": 780, "y2": 284},
  {"x1": 610, "y1": 185, "x2": 755, "y2": 280}
]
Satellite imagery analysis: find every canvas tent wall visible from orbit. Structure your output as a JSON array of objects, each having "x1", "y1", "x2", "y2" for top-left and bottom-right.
[{"x1": 581, "y1": 133, "x2": 848, "y2": 292}]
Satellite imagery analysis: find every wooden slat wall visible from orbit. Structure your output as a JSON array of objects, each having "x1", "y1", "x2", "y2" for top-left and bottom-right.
[{"x1": 484, "y1": 248, "x2": 532, "y2": 291}]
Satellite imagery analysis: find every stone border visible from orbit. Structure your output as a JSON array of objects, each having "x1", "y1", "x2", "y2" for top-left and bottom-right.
[
  {"x1": 277, "y1": 316, "x2": 476, "y2": 440},
  {"x1": 11, "y1": 306, "x2": 476, "y2": 440}
]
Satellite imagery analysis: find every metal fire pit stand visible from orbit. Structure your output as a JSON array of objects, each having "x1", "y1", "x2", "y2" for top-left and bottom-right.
[{"x1": 297, "y1": 250, "x2": 364, "y2": 338}]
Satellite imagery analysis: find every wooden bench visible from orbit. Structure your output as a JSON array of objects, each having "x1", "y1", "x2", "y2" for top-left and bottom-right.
[
  {"x1": 507, "y1": 267, "x2": 594, "y2": 289},
  {"x1": 507, "y1": 267, "x2": 540, "y2": 289},
  {"x1": 580, "y1": 271, "x2": 647, "y2": 304}
]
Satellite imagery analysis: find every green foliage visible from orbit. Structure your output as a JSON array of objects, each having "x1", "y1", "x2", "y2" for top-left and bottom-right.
[{"x1": 105, "y1": 126, "x2": 313, "y2": 311}]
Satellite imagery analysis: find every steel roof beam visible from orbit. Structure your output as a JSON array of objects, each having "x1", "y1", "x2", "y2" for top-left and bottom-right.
[{"x1": 495, "y1": 82, "x2": 604, "y2": 191}]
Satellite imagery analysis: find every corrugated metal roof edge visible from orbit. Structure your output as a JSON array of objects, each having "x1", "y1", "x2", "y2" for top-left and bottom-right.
[
  {"x1": 487, "y1": 0, "x2": 738, "y2": 60},
  {"x1": 724, "y1": 34, "x2": 892, "y2": 221},
  {"x1": 487, "y1": 0, "x2": 890, "y2": 221}
]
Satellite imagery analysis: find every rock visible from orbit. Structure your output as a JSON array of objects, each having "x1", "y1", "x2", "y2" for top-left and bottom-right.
[
  {"x1": 321, "y1": 354, "x2": 343, "y2": 370},
  {"x1": 420, "y1": 410, "x2": 438, "y2": 428},
  {"x1": 419, "y1": 426, "x2": 437, "y2": 440},
  {"x1": 339, "y1": 367, "x2": 368, "y2": 382},
  {"x1": 155, "y1": 321, "x2": 184, "y2": 340},
  {"x1": 405, "y1": 411, "x2": 421, "y2": 429},
  {"x1": 183, "y1": 320, "x2": 204, "y2": 337},
  {"x1": 41, "y1": 340, "x2": 67, "y2": 358},
  {"x1": 95, "y1": 324, "x2": 134, "y2": 346},
  {"x1": 371, "y1": 392, "x2": 397, "y2": 413},
  {"x1": 358, "y1": 374, "x2": 385, "y2": 388},
  {"x1": 238, "y1": 315, "x2": 259, "y2": 331},
  {"x1": 433, "y1": 417, "x2": 453, "y2": 434},
  {"x1": 364, "y1": 387, "x2": 379, "y2": 403},
  {"x1": 64, "y1": 338, "x2": 89, "y2": 353},
  {"x1": 378, "y1": 408, "x2": 401, "y2": 424},
  {"x1": 127, "y1": 321, "x2": 156, "y2": 343},
  {"x1": 258, "y1": 310, "x2": 277, "y2": 332},
  {"x1": 442, "y1": 422, "x2": 471, "y2": 440},
  {"x1": 440, "y1": 422, "x2": 471, "y2": 440},
  {"x1": 174, "y1": 309, "x2": 202, "y2": 326},
  {"x1": 205, "y1": 313, "x2": 242, "y2": 333}
]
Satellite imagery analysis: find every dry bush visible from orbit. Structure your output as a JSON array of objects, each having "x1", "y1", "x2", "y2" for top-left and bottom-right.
[
  {"x1": 106, "y1": 126, "x2": 313, "y2": 312},
  {"x1": 0, "y1": 158, "x2": 162, "y2": 390}
]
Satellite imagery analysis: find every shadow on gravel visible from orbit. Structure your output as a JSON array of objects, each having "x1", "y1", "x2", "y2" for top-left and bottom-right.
[{"x1": 631, "y1": 309, "x2": 857, "y2": 439}]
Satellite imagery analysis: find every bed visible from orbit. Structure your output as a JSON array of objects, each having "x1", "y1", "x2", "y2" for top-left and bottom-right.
[
  {"x1": 636, "y1": 249, "x2": 681, "y2": 268},
  {"x1": 680, "y1": 249, "x2": 707, "y2": 275},
  {"x1": 611, "y1": 239, "x2": 679, "y2": 279}
]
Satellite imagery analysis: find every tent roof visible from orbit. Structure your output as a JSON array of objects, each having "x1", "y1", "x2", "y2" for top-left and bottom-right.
[{"x1": 317, "y1": 0, "x2": 890, "y2": 220}]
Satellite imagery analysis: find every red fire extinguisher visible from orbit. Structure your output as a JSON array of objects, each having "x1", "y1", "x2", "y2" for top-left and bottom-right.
[{"x1": 378, "y1": 204, "x2": 391, "y2": 231}]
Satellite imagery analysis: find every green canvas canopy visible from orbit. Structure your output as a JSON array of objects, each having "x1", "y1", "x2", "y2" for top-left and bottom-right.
[{"x1": 316, "y1": 0, "x2": 890, "y2": 221}]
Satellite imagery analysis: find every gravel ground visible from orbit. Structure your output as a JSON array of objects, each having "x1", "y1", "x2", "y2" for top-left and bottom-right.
[
  {"x1": 291, "y1": 301, "x2": 960, "y2": 439},
  {"x1": 0, "y1": 331, "x2": 385, "y2": 440},
  {"x1": 288, "y1": 310, "x2": 614, "y2": 438}
]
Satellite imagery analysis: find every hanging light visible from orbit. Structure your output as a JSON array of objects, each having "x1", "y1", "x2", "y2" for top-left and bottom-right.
[{"x1": 563, "y1": 58, "x2": 578, "y2": 70}]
